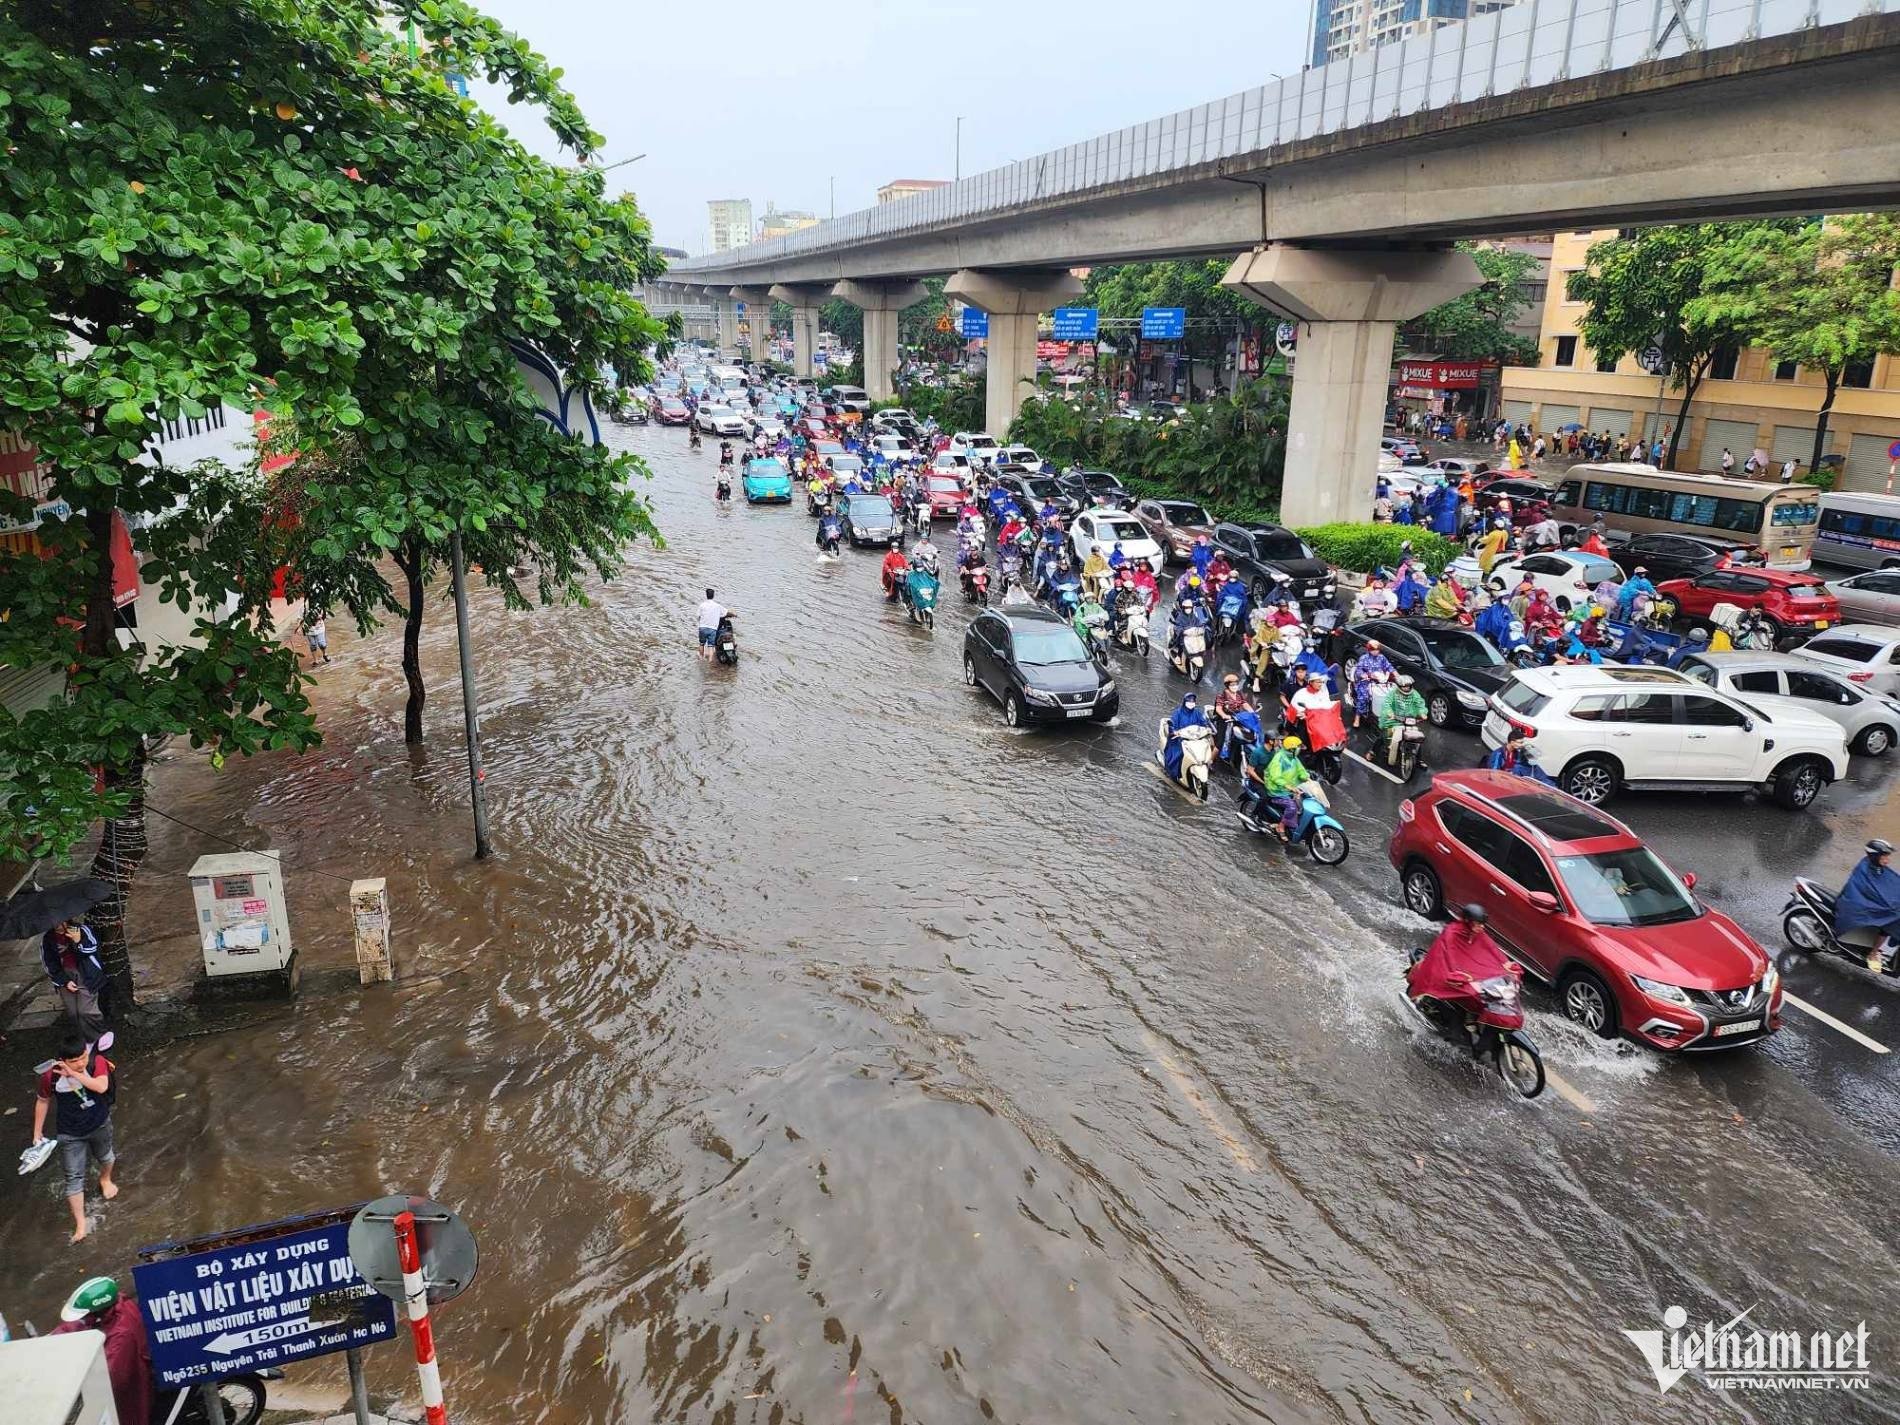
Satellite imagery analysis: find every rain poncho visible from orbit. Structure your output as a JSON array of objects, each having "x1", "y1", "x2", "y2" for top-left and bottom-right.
[
  {"x1": 1351, "y1": 652, "x2": 1396, "y2": 716},
  {"x1": 1423, "y1": 578, "x2": 1465, "y2": 620},
  {"x1": 1082, "y1": 550, "x2": 1111, "y2": 585},
  {"x1": 1478, "y1": 524, "x2": 1510, "y2": 574},
  {"x1": 1396, "y1": 570, "x2": 1431, "y2": 613},
  {"x1": 1408, "y1": 920, "x2": 1513, "y2": 1003},
  {"x1": 1475, "y1": 601, "x2": 1515, "y2": 648},
  {"x1": 1190, "y1": 541, "x2": 1215, "y2": 577},
  {"x1": 1836, "y1": 855, "x2": 1900, "y2": 937},
  {"x1": 1615, "y1": 575, "x2": 1657, "y2": 619},
  {"x1": 1164, "y1": 697, "x2": 1210, "y2": 780}
]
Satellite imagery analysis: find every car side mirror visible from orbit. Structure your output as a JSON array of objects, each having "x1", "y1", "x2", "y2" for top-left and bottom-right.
[
  {"x1": 1528, "y1": 892, "x2": 1560, "y2": 914},
  {"x1": 1681, "y1": 872, "x2": 1697, "y2": 890},
  {"x1": 1741, "y1": 718, "x2": 1754, "y2": 732}
]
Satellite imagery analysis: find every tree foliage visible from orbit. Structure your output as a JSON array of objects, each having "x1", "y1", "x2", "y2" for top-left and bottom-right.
[
  {"x1": 1687, "y1": 215, "x2": 1900, "y2": 477},
  {"x1": 0, "y1": 0, "x2": 666, "y2": 997},
  {"x1": 1401, "y1": 243, "x2": 1541, "y2": 365},
  {"x1": 1565, "y1": 224, "x2": 1781, "y2": 468}
]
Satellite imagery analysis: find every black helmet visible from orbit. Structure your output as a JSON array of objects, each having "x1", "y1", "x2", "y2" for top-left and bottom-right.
[
  {"x1": 1458, "y1": 903, "x2": 1489, "y2": 924},
  {"x1": 1869, "y1": 839, "x2": 1895, "y2": 857}
]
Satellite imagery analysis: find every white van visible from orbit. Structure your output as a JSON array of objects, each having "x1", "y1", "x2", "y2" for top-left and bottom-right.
[{"x1": 1815, "y1": 491, "x2": 1900, "y2": 572}]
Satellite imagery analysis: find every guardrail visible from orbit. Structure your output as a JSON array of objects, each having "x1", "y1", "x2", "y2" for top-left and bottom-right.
[{"x1": 673, "y1": 0, "x2": 1888, "y2": 272}]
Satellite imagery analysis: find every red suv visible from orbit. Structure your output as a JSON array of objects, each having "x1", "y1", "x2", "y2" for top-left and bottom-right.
[
  {"x1": 1657, "y1": 568, "x2": 1840, "y2": 641},
  {"x1": 1388, "y1": 771, "x2": 1782, "y2": 1051}
]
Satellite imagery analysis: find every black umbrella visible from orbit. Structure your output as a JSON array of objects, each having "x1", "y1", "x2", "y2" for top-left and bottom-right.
[{"x1": 0, "y1": 878, "x2": 112, "y2": 941}]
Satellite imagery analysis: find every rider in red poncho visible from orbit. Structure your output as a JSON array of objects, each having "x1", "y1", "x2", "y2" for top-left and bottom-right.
[{"x1": 1407, "y1": 904, "x2": 1513, "y2": 1005}]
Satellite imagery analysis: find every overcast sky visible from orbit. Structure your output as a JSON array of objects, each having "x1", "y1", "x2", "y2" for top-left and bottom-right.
[{"x1": 470, "y1": 0, "x2": 1308, "y2": 255}]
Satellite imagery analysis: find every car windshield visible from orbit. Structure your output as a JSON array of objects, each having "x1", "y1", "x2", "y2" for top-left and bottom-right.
[
  {"x1": 1578, "y1": 557, "x2": 1623, "y2": 584},
  {"x1": 1553, "y1": 847, "x2": 1699, "y2": 927},
  {"x1": 1803, "y1": 638, "x2": 1876, "y2": 662},
  {"x1": 1097, "y1": 517, "x2": 1148, "y2": 543},
  {"x1": 927, "y1": 478, "x2": 961, "y2": 494},
  {"x1": 1254, "y1": 532, "x2": 1312, "y2": 561},
  {"x1": 749, "y1": 460, "x2": 786, "y2": 476},
  {"x1": 703, "y1": 405, "x2": 732, "y2": 416},
  {"x1": 1023, "y1": 478, "x2": 1059, "y2": 498},
  {"x1": 815, "y1": 442, "x2": 843, "y2": 454},
  {"x1": 847, "y1": 496, "x2": 890, "y2": 517},
  {"x1": 1014, "y1": 625, "x2": 1092, "y2": 666},
  {"x1": 830, "y1": 457, "x2": 864, "y2": 473},
  {"x1": 1084, "y1": 475, "x2": 1124, "y2": 492},
  {"x1": 1159, "y1": 501, "x2": 1210, "y2": 524},
  {"x1": 1420, "y1": 630, "x2": 1505, "y2": 669},
  {"x1": 966, "y1": 435, "x2": 998, "y2": 449}
]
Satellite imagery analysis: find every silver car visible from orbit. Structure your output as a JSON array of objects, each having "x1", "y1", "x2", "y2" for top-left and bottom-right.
[
  {"x1": 1789, "y1": 625, "x2": 1900, "y2": 698},
  {"x1": 1823, "y1": 569, "x2": 1900, "y2": 627},
  {"x1": 1676, "y1": 650, "x2": 1900, "y2": 757}
]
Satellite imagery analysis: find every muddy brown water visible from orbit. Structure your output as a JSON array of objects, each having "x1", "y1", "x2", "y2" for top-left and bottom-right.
[{"x1": 4, "y1": 428, "x2": 1896, "y2": 1424}]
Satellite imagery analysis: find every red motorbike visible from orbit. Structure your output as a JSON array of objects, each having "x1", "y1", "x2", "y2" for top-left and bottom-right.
[
  {"x1": 961, "y1": 563, "x2": 990, "y2": 604},
  {"x1": 1402, "y1": 951, "x2": 1545, "y2": 1099}
]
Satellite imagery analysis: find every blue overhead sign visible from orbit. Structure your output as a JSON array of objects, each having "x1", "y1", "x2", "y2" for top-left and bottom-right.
[
  {"x1": 1141, "y1": 307, "x2": 1186, "y2": 340},
  {"x1": 1050, "y1": 307, "x2": 1100, "y2": 341},
  {"x1": 959, "y1": 307, "x2": 990, "y2": 339},
  {"x1": 134, "y1": 1219, "x2": 398, "y2": 1388}
]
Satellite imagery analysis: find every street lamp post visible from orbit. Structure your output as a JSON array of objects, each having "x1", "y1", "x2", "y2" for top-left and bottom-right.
[{"x1": 955, "y1": 116, "x2": 964, "y2": 182}]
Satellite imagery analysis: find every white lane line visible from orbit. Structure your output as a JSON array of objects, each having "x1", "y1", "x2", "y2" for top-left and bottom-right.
[
  {"x1": 1541, "y1": 1065, "x2": 1596, "y2": 1114},
  {"x1": 1781, "y1": 992, "x2": 1891, "y2": 1054},
  {"x1": 1138, "y1": 1029, "x2": 1260, "y2": 1172},
  {"x1": 1343, "y1": 748, "x2": 1405, "y2": 785}
]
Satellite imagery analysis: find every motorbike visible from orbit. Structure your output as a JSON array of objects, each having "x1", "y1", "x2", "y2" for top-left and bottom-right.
[
  {"x1": 961, "y1": 563, "x2": 991, "y2": 604},
  {"x1": 1169, "y1": 621, "x2": 1209, "y2": 682},
  {"x1": 713, "y1": 613, "x2": 739, "y2": 665},
  {"x1": 1290, "y1": 700, "x2": 1348, "y2": 785},
  {"x1": 907, "y1": 569, "x2": 941, "y2": 630},
  {"x1": 1377, "y1": 715, "x2": 1428, "y2": 782},
  {"x1": 157, "y1": 1368, "x2": 282, "y2": 1425},
  {"x1": 807, "y1": 487, "x2": 832, "y2": 517},
  {"x1": 1236, "y1": 782, "x2": 1350, "y2": 865},
  {"x1": 1116, "y1": 601, "x2": 1151, "y2": 656},
  {"x1": 913, "y1": 502, "x2": 934, "y2": 536},
  {"x1": 1783, "y1": 876, "x2": 1898, "y2": 976},
  {"x1": 715, "y1": 476, "x2": 732, "y2": 504},
  {"x1": 1401, "y1": 948, "x2": 1546, "y2": 1099},
  {"x1": 1711, "y1": 601, "x2": 1778, "y2": 651},
  {"x1": 817, "y1": 517, "x2": 842, "y2": 558},
  {"x1": 1213, "y1": 588, "x2": 1249, "y2": 648},
  {"x1": 689, "y1": 429, "x2": 703, "y2": 451},
  {"x1": 1077, "y1": 605, "x2": 1112, "y2": 662},
  {"x1": 1047, "y1": 573, "x2": 1082, "y2": 619},
  {"x1": 1156, "y1": 720, "x2": 1217, "y2": 801}
]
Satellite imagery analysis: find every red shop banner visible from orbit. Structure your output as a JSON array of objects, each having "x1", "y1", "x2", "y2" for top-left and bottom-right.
[{"x1": 1396, "y1": 360, "x2": 1496, "y2": 389}]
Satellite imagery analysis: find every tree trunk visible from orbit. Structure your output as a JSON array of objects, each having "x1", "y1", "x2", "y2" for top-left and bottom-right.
[
  {"x1": 1667, "y1": 363, "x2": 1705, "y2": 471},
  {"x1": 395, "y1": 537, "x2": 427, "y2": 745},
  {"x1": 1809, "y1": 371, "x2": 1840, "y2": 483},
  {"x1": 79, "y1": 503, "x2": 145, "y2": 1008}
]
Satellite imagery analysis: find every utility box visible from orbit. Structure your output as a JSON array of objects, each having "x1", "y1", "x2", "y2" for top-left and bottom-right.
[
  {"x1": 351, "y1": 877, "x2": 393, "y2": 985},
  {"x1": 189, "y1": 851, "x2": 298, "y2": 997},
  {"x1": 0, "y1": 1331, "x2": 121, "y2": 1425}
]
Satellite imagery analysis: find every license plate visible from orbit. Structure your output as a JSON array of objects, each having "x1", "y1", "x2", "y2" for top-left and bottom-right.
[
  {"x1": 1065, "y1": 706, "x2": 1093, "y2": 719},
  {"x1": 1714, "y1": 1019, "x2": 1761, "y2": 1037},
  {"x1": 1814, "y1": 619, "x2": 1829, "y2": 629},
  {"x1": 1782, "y1": 547, "x2": 1799, "y2": 559}
]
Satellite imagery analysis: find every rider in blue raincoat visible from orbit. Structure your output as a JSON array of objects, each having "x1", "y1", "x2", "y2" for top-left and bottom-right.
[
  {"x1": 1615, "y1": 567, "x2": 1658, "y2": 620},
  {"x1": 1474, "y1": 598, "x2": 1515, "y2": 648},
  {"x1": 1836, "y1": 840, "x2": 1900, "y2": 969},
  {"x1": 1214, "y1": 578, "x2": 1249, "y2": 630},
  {"x1": 1163, "y1": 694, "x2": 1210, "y2": 781}
]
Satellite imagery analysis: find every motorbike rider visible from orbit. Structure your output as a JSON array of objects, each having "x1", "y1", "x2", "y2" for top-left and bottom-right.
[
  {"x1": 1162, "y1": 693, "x2": 1210, "y2": 783},
  {"x1": 1474, "y1": 593, "x2": 1515, "y2": 648},
  {"x1": 1377, "y1": 672, "x2": 1428, "y2": 764},
  {"x1": 1352, "y1": 573, "x2": 1398, "y2": 620},
  {"x1": 816, "y1": 506, "x2": 843, "y2": 553},
  {"x1": 1349, "y1": 638, "x2": 1395, "y2": 729},
  {"x1": 689, "y1": 426, "x2": 703, "y2": 450},
  {"x1": 1081, "y1": 544, "x2": 1112, "y2": 600},
  {"x1": 1835, "y1": 839, "x2": 1900, "y2": 971},
  {"x1": 1406, "y1": 904, "x2": 1515, "y2": 1028},
  {"x1": 1130, "y1": 561, "x2": 1159, "y2": 612},
  {"x1": 51, "y1": 1276, "x2": 152, "y2": 1425},
  {"x1": 1522, "y1": 587, "x2": 1563, "y2": 645},
  {"x1": 1189, "y1": 533, "x2": 1215, "y2": 580},
  {"x1": 1211, "y1": 673, "x2": 1254, "y2": 755},
  {"x1": 1073, "y1": 591, "x2": 1109, "y2": 654},
  {"x1": 1423, "y1": 570, "x2": 1468, "y2": 621},
  {"x1": 880, "y1": 544, "x2": 910, "y2": 600},
  {"x1": 718, "y1": 439, "x2": 735, "y2": 469},
  {"x1": 1244, "y1": 734, "x2": 1309, "y2": 841},
  {"x1": 1169, "y1": 585, "x2": 1210, "y2": 660},
  {"x1": 909, "y1": 532, "x2": 939, "y2": 578},
  {"x1": 1615, "y1": 566, "x2": 1658, "y2": 621}
]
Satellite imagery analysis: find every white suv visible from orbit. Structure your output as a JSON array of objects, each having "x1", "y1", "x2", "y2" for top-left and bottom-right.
[
  {"x1": 1481, "y1": 664, "x2": 1847, "y2": 810},
  {"x1": 949, "y1": 432, "x2": 1001, "y2": 466}
]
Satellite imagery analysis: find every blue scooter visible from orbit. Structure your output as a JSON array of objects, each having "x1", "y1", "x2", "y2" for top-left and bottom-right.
[{"x1": 1237, "y1": 786, "x2": 1350, "y2": 865}]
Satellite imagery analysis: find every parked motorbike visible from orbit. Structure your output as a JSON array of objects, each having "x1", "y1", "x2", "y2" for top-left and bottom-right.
[
  {"x1": 1402, "y1": 947, "x2": 1545, "y2": 1099},
  {"x1": 713, "y1": 613, "x2": 739, "y2": 665},
  {"x1": 157, "y1": 1370, "x2": 280, "y2": 1425},
  {"x1": 1169, "y1": 623, "x2": 1209, "y2": 682},
  {"x1": 1156, "y1": 720, "x2": 1217, "y2": 801},
  {"x1": 1236, "y1": 782, "x2": 1350, "y2": 865},
  {"x1": 1783, "y1": 876, "x2": 1897, "y2": 975}
]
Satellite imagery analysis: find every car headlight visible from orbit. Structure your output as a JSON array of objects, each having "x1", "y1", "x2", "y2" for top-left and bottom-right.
[
  {"x1": 1631, "y1": 974, "x2": 1693, "y2": 1007},
  {"x1": 1456, "y1": 689, "x2": 1487, "y2": 709},
  {"x1": 1100, "y1": 679, "x2": 1117, "y2": 695},
  {"x1": 1761, "y1": 964, "x2": 1779, "y2": 998},
  {"x1": 1024, "y1": 687, "x2": 1060, "y2": 706}
]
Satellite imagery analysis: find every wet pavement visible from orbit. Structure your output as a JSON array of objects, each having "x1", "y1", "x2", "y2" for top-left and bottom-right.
[{"x1": 4, "y1": 426, "x2": 1898, "y2": 1424}]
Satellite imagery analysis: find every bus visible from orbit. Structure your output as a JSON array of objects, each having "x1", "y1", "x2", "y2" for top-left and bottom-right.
[
  {"x1": 1814, "y1": 491, "x2": 1900, "y2": 571},
  {"x1": 1550, "y1": 464, "x2": 1820, "y2": 568}
]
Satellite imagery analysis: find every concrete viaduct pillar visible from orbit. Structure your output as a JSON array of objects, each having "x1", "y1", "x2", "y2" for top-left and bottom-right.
[
  {"x1": 731, "y1": 287, "x2": 774, "y2": 365},
  {"x1": 770, "y1": 283, "x2": 829, "y2": 378},
  {"x1": 1222, "y1": 244, "x2": 1482, "y2": 528},
  {"x1": 708, "y1": 289, "x2": 741, "y2": 357},
  {"x1": 831, "y1": 280, "x2": 927, "y2": 403},
  {"x1": 944, "y1": 268, "x2": 1083, "y2": 438}
]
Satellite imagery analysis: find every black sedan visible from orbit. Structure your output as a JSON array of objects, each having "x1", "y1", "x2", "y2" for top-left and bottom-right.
[
  {"x1": 991, "y1": 469, "x2": 1082, "y2": 519},
  {"x1": 1337, "y1": 618, "x2": 1514, "y2": 728},
  {"x1": 1054, "y1": 469, "x2": 1136, "y2": 511},
  {"x1": 1211, "y1": 521, "x2": 1337, "y2": 608},
  {"x1": 840, "y1": 493, "x2": 901, "y2": 547},
  {"x1": 963, "y1": 607, "x2": 1119, "y2": 728},
  {"x1": 1608, "y1": 532, "x2": 1745, "y2": 585}
]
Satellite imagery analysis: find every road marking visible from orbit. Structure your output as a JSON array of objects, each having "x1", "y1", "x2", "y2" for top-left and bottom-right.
[
  {"x1": 1781, "y1": 992, "x2": 1891, "y2": 1054},
  {"x1": 1541, "y1": 1065, "x2": 1596, "y2": 1114},
  {"x1": 1139, "y1": 1029, "x2": 1259, "y2": 1172},
  {"x1": 1343, "y1": 748, "x2": 1405, "y2": 785}
]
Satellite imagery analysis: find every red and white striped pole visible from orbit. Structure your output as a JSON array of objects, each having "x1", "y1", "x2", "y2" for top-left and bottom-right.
[{"x1": 393, "y1": 1210, "x2": 448, "y2": 1425}]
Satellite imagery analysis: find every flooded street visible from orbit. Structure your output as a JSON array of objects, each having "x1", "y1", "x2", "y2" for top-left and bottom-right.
[{"x1": 7, "y1": 427, "x2": 1898, "y2": 1424}]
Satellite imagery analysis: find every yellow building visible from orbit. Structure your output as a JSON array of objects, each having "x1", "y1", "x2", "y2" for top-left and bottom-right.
[
  {"x1": 876, "y1": 178, "x2": 949, "y2": 206},
  {"x1": 758, "y1": 204, "x2": 819, "y2": 241},
  {"x1": 1502, "y1": 230, "x2": 1900, "y2": 492}
]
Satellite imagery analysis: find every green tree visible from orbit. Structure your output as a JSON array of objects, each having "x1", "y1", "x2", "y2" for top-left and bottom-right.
[
  {"x1": 0, "y1": 0, "x2": 666, "y2": 999},
  {"x1": 1402, "y1": 243, "x2": 1541, "y2": 364},
  {"x1": 1565, "y1": 224, "x2": 1780, "y2": 469},
  {"x1": 1688, "y1": 215, "x2": 1900, "y2": 479}
]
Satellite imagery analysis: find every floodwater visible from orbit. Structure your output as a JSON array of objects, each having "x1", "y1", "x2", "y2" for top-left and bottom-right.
[{"x1": 6, "y1": 428, "x2": 1898, "y2": 1424}]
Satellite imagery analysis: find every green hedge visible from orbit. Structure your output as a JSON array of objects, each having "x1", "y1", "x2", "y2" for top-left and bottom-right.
[{"x1": 1295, "y1": 524, "x2": 1458, "y2": 575}]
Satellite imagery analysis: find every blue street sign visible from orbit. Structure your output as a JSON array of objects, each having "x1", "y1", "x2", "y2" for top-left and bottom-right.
[
  {"x1": 1141, "y1": 307, "x2": 1186, "y2": 340},
  {"x1": 134, "y1": 1220, "x2": 398, "y2": 1387},
  {"x1": 959, "y1": 307, "x2": 990, "y2": 339},
  {"x1": 1050, "y1": 307, "x2": 1099, "y2": 341},
  {"x1": 734, "y1": 301, "x2": 746, "y2": 315}
]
